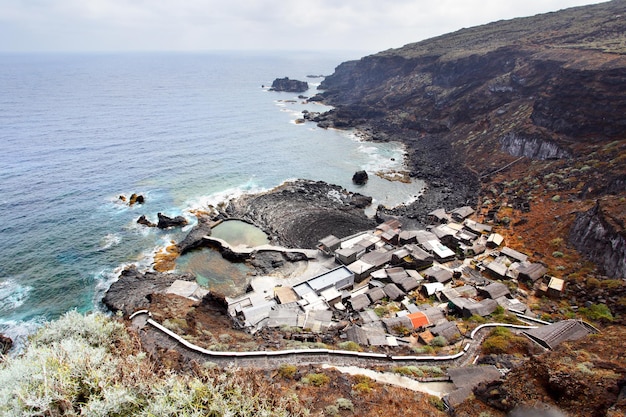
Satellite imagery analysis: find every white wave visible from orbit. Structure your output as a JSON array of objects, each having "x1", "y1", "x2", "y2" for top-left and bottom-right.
[
  {"x1": 0, "y1": 316, "x2": 46, "y2": 354},
  {"x1": 0, "y1": 279, "x2": 32, "y2": 313},
  {"x1": 184, "y1": 179, "x2": 267, "y2": 214},
  {"x1": 99, "y1": 233, "x2": 121, "y2": 250}
]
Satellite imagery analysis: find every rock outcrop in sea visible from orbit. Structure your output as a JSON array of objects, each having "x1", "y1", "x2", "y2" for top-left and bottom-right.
[{"x1": 269, "y1": 77, "x2": 308, "y2": 93}]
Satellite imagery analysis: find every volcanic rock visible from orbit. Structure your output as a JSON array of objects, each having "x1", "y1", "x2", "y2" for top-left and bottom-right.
[
  {"x1": 352, "y1": 170, "x2": 368, "y2": 185},
  {"x1": 224, "y1": 179, "x2": 375, "y2": 248},
  {"x1": 103, "y1": 265, "x2": 195, "y2": 316},
  {"x1": 177, "y1": 215, "x2": 213, "y2": 255},
  {"x1": 157, "y1": 213, "x2": 188, "y2": 229},
  {"x1": 269, "y1": 77, "x2": 309, "y2": 93},
  {"x1": 137, "y1": 215, "x2": 156, "y2": 228}
]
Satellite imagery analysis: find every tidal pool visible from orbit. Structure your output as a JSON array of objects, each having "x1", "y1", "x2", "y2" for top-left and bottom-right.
[
  {"x1": 175, "y1": 220, "x2": 268, "y2": 296},
  {"x1": 176, "y1": 248, "x2": 253, "y2": 297},
  {"x1": 211, "y1": 219, "x2": 270, "y2": 247}
]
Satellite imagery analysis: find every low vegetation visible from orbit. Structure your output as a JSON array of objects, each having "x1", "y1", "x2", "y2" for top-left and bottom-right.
[
  {"x1": 481, "y1": 326, "x2": 530, "y2": 355},
  {"x1": 0, "y1": 311, "x2": 308, "y2": 416}
]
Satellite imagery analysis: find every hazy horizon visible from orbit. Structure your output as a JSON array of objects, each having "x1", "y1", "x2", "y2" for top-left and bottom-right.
[{"x1": 0, "y1": 1, "x2": 608, "y2": 55}]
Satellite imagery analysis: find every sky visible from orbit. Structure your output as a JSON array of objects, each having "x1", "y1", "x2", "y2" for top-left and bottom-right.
[{"x1": 0, "y1": 0, "x2": 609, "y2": 54}]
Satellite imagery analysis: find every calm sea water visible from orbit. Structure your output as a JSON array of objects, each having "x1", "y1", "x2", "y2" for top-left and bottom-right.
[{"x1": 0, "y1": 52, "x2": 424, "y2": 345}]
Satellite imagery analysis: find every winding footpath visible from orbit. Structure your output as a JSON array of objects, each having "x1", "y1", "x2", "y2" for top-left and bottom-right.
[{"x1": 130, "y1": 310, "x2": 537, "y2": 370}]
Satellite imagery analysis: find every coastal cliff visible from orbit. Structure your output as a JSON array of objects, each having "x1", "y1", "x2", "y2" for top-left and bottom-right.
[{"x1": 313, "y1": 0, "x2": 626, "y2": 279}]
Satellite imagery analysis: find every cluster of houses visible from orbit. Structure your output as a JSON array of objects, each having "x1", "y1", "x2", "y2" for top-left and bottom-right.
[{"x1": 225, "y1": 206, "x2": 565, "y2": 349}]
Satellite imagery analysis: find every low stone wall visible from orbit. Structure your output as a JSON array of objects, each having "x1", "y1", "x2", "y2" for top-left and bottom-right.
[{"x1": 135, "y1": 311, "x2": 538, "y2": 369}]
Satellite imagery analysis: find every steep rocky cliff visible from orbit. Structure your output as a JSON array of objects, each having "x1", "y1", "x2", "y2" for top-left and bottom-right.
[{"x1": 313, "y1": 1, "x2": 626, "y2": 279}]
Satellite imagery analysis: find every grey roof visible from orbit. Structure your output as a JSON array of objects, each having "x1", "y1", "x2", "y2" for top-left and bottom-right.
[
  {"x1": 307, "y1": 266, "x2": 354, "y2": 292},
  {"x1": 345, "y1": 326, "x2": 369, "y2": 345},
  {"x1": 387, "y1": 267, "x2": 408, "y2": 280},
  {"x1": 463, "y1": 219, "x2": 493, "y2": 234},
  {"x1": 405, "y1": 244, "x2": 434, "y2": 263},
  {"x1": 431, "y1": 321, "x2": 461, "y2": 342},
  {"x1": 422, "y1": 306, "x2": 446, "y2": 324},
  {"x1": 463, "y1": 299, "x2": 499, "y2": 317},
  {"x1": 517, "y1": 262, "x2": 548, "y2": 282},
  {"x1": 395, "y1": 275, "x2": 420, "y2": 292},
  {"x1": 267, "y1": 309, "x2": 299, "y2": 328},
  {"x1": 485, "y1": 261, "x2": 508, "y2": 278},
  {"x1": 383, "y1": 283, "x2": 405, "y2": 301},
  {"x1": 448, "y1": 297, "x2": 475, "y2": 311},
  {"x1": 359, "y1": 309, "x2": 381, "y2": 324},
  {"x1": 451, "y1": 206, "x2": 475, "y2": 220},
  {"x1": 414, "y1": 230, "x2": 438, "y2": 244},
  {"x1": 500, "y1": 247, "x2": 529, "y2": 263},
  {"x1": 399, "y1": 230, "x2": 419, "y2": 243},
  {"x1": 456, "y1": 285, "x2": 478, "y2": 298},
  {"x1": 495, "y1": 296, "x2": 527, "y2": 313},
  {"x1": 365, "y1": 329, "x2": 389, "y2": 346},
  {"x1": 429, "y1": 208, "x2": 449, "y2": 220},
  {"x1": 383, "y1": 316, "x2": 413, "y2": 334},
  {"x1": 523, "y1": 320, "x2": 598, "y2": 350},
  {"x1": 423, "y1": 267, "x2": 453, "y2": 283},
  {"x1": 366, "y1": 287, "x2": 386, "y2": 303},
  {"x1": 479, "y1": 282, "x2": 510, "y2": 299},
  {"x1": 319, "y1": 235, "x2": 340, "y2": 249},
  {"x1": 441, "y1": 288, "x2": 460, "y2": 301},
  {"x1": 361, "y1": 249, "x2": 393, "y2": 267},
  {"x1": 349, "y1": 293, "x2": 371, "y2": 311}
]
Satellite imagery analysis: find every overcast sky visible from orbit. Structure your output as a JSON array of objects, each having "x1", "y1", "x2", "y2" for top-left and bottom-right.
[{"x1": 0, "y1": 0, "x2": 608, "y2": 54}]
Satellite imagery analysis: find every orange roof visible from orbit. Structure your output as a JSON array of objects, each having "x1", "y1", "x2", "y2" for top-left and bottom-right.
[{"x1": 407, "y1": 312, "x2": 430, "y2": 329}]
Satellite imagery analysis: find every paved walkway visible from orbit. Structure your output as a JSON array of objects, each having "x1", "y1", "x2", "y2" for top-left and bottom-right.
[
  {"x1": 202, "y1": 235, "x2": 319, "y2": 259},
  {"x1": 133, "y1": 310, "x2": 537, "y2": 370}
]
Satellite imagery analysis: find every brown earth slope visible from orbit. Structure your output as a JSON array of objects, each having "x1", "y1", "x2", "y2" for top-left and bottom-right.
[{"x1": 312, "y1": 2, "x2": 625, "y2": 291}]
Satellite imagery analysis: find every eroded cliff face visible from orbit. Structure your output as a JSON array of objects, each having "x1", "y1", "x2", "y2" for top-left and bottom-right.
[
  {"x1": 570, "y1": 200, "x2": 626, "y2": 279},
  {"x1": 313, "y1": 1, "x2": 626, "y2": 279}
]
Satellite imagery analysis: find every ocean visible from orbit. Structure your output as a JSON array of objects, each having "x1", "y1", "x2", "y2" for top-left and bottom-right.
[{"x1": 0, "y1": 51, "x2": 424, "y2": 346}]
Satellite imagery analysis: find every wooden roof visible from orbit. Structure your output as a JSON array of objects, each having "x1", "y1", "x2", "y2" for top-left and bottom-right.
[{"x1": 523, "y1": 320, "x2": 598, "y2": 350}]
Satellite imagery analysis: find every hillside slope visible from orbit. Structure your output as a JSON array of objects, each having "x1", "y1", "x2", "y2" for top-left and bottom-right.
[{"x1": 313, "y1": 1, "x2": 626, "y2": 285}]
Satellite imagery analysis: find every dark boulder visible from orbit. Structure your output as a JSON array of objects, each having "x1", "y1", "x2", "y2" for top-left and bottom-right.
[
  {"x1": 0, "y1": 334, "x2": 13, "y2": 355},
  {"x1": 177, "y1": 215, "x2": 213, "y2": 254},
  {"x1": 269, "y1": 77, "x2": 309, "y2": 93},
  {"x1": 352, "y1": 170, "x2": 369, "y2": 185},
  {"x1": 157, "y1": 213, "x2": 188, "y2": 229},
  {"x1": 129, "y1": 193, "x2": 145, "y2": 205},
  {"x1": 137, "y1": 215, "x2": 156, "y2": 228}
]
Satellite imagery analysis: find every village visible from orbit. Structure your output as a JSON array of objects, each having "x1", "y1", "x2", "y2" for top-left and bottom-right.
[{"x1": 218, "y1": 205, "x2": 572, "y2": 352}]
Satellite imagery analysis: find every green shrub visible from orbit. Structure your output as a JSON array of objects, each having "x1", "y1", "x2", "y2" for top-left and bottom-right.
[
  {"x1": 552, "y1": 251, "x2": 564, "y2": 258},
  {"x1": 579, "y1": 303, "x2": 613, "y2": 322},
  {"x1": 430, "y1": 335, "x2": 447, "y2": 347},
  {"x1": 551, "y1": 195, "x2": 561, "y2": 202},
  {"x1": 277, "y1": 364, "x2": 298, "y2": 379},
  {"x1": 419, "y1": 366, "x2": 444, "y2": 377},
  {"x1": 325, "y1": 405, "x2": 340, "y2": 416},
  {"x1": 352, "y1": 375, "x2": 374, "y2": 394},
  {"x1": 338, "y1": 341, "x2": 362, "y2": 352},
  {"x1": 413, "y1": 345, "x2": 435, "y2": 354},
  {"x1": 335, "y1": 397, "x2": 354, "y2": 411},
  {"x1": 301, "y1": 373, "x2": 330, "y2": 387},
  {"x1": 428, "y1": 396, "x2": 446, "y2": 411},
  {"x1": 392, "y1": 366, "x2": 424, "y2": 377}
]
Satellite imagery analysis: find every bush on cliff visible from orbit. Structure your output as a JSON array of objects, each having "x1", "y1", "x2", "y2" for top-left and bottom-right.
[{"x1": 0, "y1": 311, "x2": 308, "y2": 416}]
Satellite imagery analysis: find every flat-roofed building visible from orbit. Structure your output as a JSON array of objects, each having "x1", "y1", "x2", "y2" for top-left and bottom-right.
[{"x1": 307, "y1": 266, "x2": 355, "y2": 293}]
